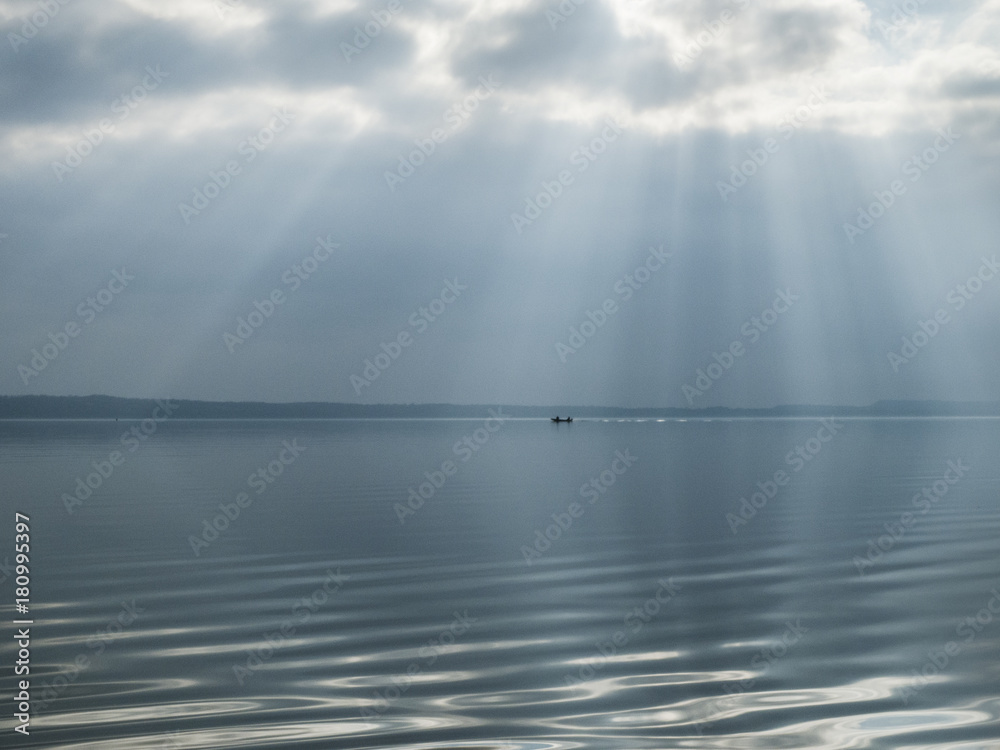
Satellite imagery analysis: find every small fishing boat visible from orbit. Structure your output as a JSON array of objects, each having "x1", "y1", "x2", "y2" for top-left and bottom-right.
[{"x1": 550, "y1": 416, "x2": 573, "y2": 423}]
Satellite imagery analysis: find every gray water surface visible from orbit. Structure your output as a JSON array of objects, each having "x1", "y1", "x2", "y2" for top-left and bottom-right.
[{"x1": 2, "y1": 418, "x2": 998, "y2": 749}]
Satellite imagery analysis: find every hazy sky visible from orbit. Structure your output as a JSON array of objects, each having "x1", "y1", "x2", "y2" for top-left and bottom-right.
[{"x1": 2, "y1": 0, "x2": 999, "y2": 407}]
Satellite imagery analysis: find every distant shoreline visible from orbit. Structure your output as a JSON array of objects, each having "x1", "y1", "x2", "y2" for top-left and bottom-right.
[{"x1": 2, "y1": 395, "x2": 999, "y2": 420}]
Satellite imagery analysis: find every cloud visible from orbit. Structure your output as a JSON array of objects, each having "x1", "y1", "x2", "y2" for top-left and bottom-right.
[{"x1": 1, "y1": 0, "x2": 999, "y2": 406}]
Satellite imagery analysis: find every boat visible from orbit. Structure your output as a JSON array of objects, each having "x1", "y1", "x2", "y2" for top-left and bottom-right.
[{"x1": 550, "y1": 416, "x2": 573, "y2": 422}]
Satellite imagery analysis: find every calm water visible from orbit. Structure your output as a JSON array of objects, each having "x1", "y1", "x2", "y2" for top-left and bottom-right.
[{"x1": 1, "y1": 418, "x2": 999, "y2": 749}]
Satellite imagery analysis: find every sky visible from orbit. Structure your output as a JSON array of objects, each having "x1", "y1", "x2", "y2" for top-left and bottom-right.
[{"x1": 2, "y1": 0, "x2": 999, "y2": 408}]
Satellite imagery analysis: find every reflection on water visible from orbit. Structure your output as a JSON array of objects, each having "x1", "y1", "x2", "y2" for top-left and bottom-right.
[{"x1": 1, "y1": 418, "x2": 998, "y2": 748}]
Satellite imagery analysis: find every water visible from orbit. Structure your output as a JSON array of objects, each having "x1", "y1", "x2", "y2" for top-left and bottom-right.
[{"x1": 2, "y1": 417, "x2": 999, "y2": 749}]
